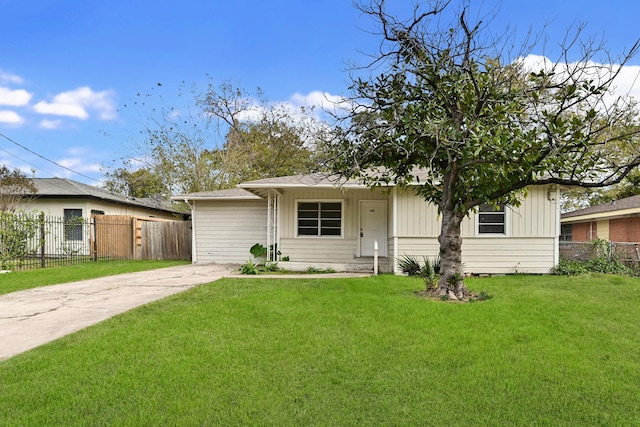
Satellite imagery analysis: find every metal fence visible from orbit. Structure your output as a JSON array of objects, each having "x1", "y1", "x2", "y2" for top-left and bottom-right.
[
  {"x1": 1, "y1": 212, "x2": 191, "y2": 271},
  {"x1": 559, "y1": 240, "x2": 640, "y2": 265}
]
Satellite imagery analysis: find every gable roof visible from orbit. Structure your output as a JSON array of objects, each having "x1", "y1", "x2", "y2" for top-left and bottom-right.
[
  {"x1": 562, "y1": 194, "x2": 640, "y2": 223},
  {"x1": 29, "y1": 178, "x2": 182, "y2": 214}
]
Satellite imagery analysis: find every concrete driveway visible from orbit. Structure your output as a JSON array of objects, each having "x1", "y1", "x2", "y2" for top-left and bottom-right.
[{"x1": 0, "y1": 263, "x2": 233, "y2": 361}]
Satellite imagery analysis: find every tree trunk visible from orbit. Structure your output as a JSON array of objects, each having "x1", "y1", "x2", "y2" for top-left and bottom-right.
[{"x1": 437, "y1": 205, "x2": 467, "y2": 300}]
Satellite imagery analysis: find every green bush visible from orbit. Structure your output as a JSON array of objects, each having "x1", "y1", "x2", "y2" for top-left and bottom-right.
[
  {"x1": 552, "y1": 258, "x2": 636, "y2": 277},
  {"x1": 240, "y1": 259, "x2": 258, "y2": 275},
  {"x1": 0, "y1": 211, "x2": 40, "y2": 270},
  {"x1": 551, "y1": 260, "x2": 589, "y2": 276}
]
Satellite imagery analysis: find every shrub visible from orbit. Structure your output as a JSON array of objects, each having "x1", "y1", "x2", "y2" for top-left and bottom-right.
[
  {"x1": 397, "y1": 253, "x2": 441, "y2": 290},
  {"x1": 551, "y1": 260, "x2": 588, "y2": 276},
  {"x1": 551, "y1": 258, "x2": 636, "y2": 277},
  {"x1": 240, "y1": 259, "x2": 258, "y2": 275},
  {"x1": 0, "y1": 211, "x2": 40, "y2": 270}
]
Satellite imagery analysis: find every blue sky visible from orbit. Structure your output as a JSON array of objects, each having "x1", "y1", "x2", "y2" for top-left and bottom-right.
[{"x1": 1, "y1": 0, "x2": 639, "y2": 186}]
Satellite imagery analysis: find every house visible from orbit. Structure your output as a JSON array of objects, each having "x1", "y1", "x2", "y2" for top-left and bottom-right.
[
  {"x1": 561, "y1": 195, "x2": 640, "y2": 243},
  {"x1": 173, "y1": 173, "x2": 561, "y2": 274},
  {"x1": 20, "y1": 177, "x2": 185, "y2": 220},
  {"x1": 11, "y1": 177, "x2": 189, "y2": 262}
]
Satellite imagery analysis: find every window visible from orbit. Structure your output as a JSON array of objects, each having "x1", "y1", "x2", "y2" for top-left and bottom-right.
[
  {"x1": 297, "y1": 201, "x2": 342, "y2": 237},
  {"x1": 64, "y1": 208, "x2": 83, "y2": 241},
  {"x1": 90, "y1": 209, "x2": 105, "y2": 215},
  {"x1": 478, "y1": 204, "x2": 505, "y2": 234},
  {"x1": 560, "y1": 224, "x2": 572, "y2": 242}
]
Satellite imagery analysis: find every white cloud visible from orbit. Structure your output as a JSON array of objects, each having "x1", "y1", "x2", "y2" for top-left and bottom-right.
[
  {"x1": 519, "y1": 54, "x2": 640, "y2": 106},
  {"x1": 0, "y1": 70, "x2": 23, "y2": 85},
  {"x1": 39, "y1": 118, "x2": 63, "y2": 129},
  {"x1": 33, "y1": 101, "x2": 89, "y2": 119},
  {"x1": 0, "y1": 110, "x2": 24, "y2": 125},
  {"x1": 33, "y1": 86, "x2": 116, "y2": 120},
  {"x1": 290, "y1": 91, "x2": 345, "y2": 110},
  {"x1": 57, "y1": 157, "x2": 101, "y2": 173},
  {"x1": 0, "y1": 87, "x2": 32, "y2": 106}
]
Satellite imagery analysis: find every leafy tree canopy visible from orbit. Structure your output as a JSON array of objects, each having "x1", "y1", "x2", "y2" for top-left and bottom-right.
[
  {"x1": 0, "y1": 165, "x2": 37, "y2": 212},
  {"x1": 104, "y1": 81, "x2": 328, "y2": 197},
  {"x1": 329, "y1": 0, "x2": 640, "y2": 297}
]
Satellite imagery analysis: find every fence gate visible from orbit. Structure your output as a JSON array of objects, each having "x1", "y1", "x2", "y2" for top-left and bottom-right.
[
  {"x1": 137, "y1": 220, "x2": 192, "y2": 260},
  {"x1": 91, "y1": 215, "x2": 134, "y2": 260}
]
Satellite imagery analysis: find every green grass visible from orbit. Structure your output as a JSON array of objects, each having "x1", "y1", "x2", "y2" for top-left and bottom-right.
[
  {"x1": 1, "y1": 273, "x2": 639, "y2": 425},
  {"x1": 0, "y1": 260, "x2": 189, "y2": 295}
]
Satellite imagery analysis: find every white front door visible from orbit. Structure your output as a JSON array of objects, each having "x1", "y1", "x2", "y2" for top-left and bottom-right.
[{"x1": 360, "y1": 201, "x2": 387, "y2": 257}]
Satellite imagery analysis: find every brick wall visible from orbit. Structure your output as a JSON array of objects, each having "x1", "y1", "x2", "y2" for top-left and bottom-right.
[
  {"x1": 571, "y1": 222, "x2": 596, "y2": 241},
  {"x1": 609, "y1": 217, "x2": 640, "y2": 242}
]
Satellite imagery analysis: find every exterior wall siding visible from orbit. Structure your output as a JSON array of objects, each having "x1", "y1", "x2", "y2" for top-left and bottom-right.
[
  {"x1": 192, "y1": 199, "x2": 267, "y2": 264},
  {"x1": 396, "y1": 185, "x2": 558, "y2": 238},
  {"x1": 395, "y1": 185, "x2": 558, "y2": 274},
  {"x1": 397, "y1": 237, "x2": 556, "y2": 274}
]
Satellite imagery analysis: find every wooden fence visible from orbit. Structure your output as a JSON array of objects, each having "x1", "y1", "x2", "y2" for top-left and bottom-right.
[{"x1": 92, "y1": 215, "x2": 192, "y2": 261}]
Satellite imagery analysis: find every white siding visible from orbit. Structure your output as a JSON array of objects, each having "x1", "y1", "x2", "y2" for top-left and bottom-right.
[
  {"x1": 395, "y1": 185, "x2": 559, "y2": 274},
  {"x1": 192, "y1": 199, "x2": 267, "y2": 264},
  {"x1": 396, "y1": 237, "x2": 556, "y2": 274},
  {"x1": 396, "y1": 185, "x2": 558, "y2": 238}
]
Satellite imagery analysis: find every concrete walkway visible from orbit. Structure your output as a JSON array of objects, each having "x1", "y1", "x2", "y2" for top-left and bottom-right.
[{"x1": 0, "y1": 263, "x2": 233, "y2": 361}]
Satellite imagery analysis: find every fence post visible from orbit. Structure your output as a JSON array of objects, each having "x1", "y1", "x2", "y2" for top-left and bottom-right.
[
  {"x1": 39, "y1": 212, "x2": 46, "y2": 268},
  {"x1": 608, "y1": 240, "x2": 613, "y2": 261},
  {"x1": 91, "y1": 216, "x2": 97, "y2": 262}
]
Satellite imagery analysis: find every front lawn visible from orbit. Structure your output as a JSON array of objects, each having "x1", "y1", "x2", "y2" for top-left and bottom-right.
[
  {"x1": 1, "y1": 274, "x2": 639, "y2": 425},
  {"x1": 0, "y1": 260, "x2": 190, "y2": 296}
]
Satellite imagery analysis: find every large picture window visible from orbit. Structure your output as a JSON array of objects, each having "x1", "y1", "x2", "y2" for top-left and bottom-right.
[
  {"x1": 297, "y1": 201, "x2": 342, "y2": 237},
  {"x1": 64, "y1": 208, "x2": 83, "y2": 241},
  {"x1": 478, "y1": 204, "x2": 505, "y2": 234}
]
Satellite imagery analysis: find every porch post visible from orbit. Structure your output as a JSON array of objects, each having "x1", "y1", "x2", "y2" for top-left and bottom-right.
[{"x1": 267, "y1": 190, "x2": 272, "y2": 262}]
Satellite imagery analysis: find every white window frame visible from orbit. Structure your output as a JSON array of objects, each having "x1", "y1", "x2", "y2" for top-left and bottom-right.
[
  {"x1": 476, "y1": 203, "x2": 509, "y2": 237},
  {"x1": 295, "y1": 199, "x2": 344, "y2": 238}
]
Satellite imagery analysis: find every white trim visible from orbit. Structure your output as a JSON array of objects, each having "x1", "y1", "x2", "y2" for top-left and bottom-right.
[{"x1": 294, "y1": 199, "x2": 344, "y2": 238}]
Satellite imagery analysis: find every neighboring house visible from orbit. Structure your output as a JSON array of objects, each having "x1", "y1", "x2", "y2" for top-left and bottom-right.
[
  {"x1": 561, "y1": 195, "x2": 640, "y2": 243},
  {"x1": 14, "y1": 177, "x2": 187, "y2": 260},
  {"x1": 173, "y1": 173, "x2": 561, "y2": 274},
  {"x1": 20, "y1": 177, "x2": 185, "y2": 220}
]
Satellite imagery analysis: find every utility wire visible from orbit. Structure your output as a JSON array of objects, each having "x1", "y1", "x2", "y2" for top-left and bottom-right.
[
  {"x1": 0, "y1": 131, "x2": 100, "y2": 183},
  {"x1": 0, "y1": 145, "x2": 58, "y2": 177}
]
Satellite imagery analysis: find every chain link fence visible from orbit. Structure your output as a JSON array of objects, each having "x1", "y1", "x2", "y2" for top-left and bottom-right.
[{"x1": 559, "y1": 240, "x2": 640, "y2": 271}]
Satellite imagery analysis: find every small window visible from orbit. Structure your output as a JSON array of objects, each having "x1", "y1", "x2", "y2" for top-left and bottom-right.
[
  {"x1": 90, "y1": 209, "x2": 105, "y2": 215},
  {"x1": 478, "y1": 204, "x2": 505, "y2": 234},
  {"x1": 297, "y1": 201, "x2": 342, "y2": 237},
  {"x1": 64, "y1": 209, "x2": 84, "y2": 241},
  {"x1": 560, "y1": 224, "x2": 572, "y2": 242}
]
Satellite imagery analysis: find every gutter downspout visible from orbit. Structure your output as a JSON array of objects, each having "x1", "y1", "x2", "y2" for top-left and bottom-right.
[{"x1": 183, "y1": 198, "x2": 196, "y2": 264}]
